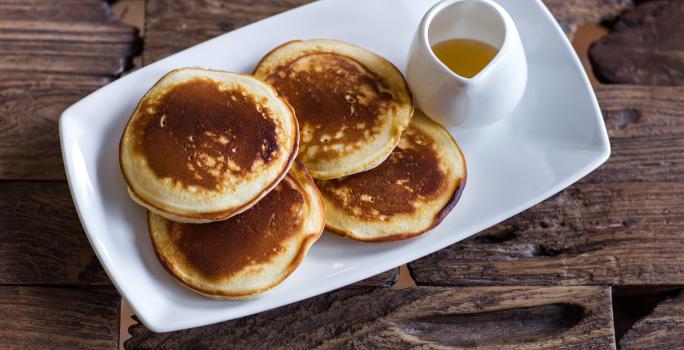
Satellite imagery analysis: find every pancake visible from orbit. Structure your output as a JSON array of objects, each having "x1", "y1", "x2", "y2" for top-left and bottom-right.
[
  {"x1": 253, "y1": 39, "x2": 413, "y2": 180},
  {"x1": 315, "y1": 111, "x2": 466, "y2": 242},
  {"x1": 120, "y1": 68, "x2": 299, "y2": 223},
  {"x1": 148, "y1": 162, "x2": 325, "y2": 299}
]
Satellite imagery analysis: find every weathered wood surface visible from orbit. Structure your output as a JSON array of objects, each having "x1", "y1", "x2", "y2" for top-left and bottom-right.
[
  {"x1": 144, "y1": 0, "x2": 314, "y2": 64},
  {"x1": 612, "y1": 287, "x2": 682, "y2": 344},
  {"x1": 126, "y1": 285, "x2": 614, "y2": 349},
  {"x1": 409, "y1": 85, "x2": 684, "y2": 287},
  {"x1": 590, "y1": 0, "x2": 684, "y2": 85},
  {"x1": 0, "y1": 181, "x2": 109, "y2": 284},
  {"x1": 620, "y1": 290, "x2": 684, "y2": 349},
  {"x1": 542, "y1": 0, "x2": 632, "y2": 38},
  {"x1": 0, "y1": 1, "x2": 134, "y2": 348},
  {"x1": 0, "y1": 286, "x2": 120, "y2": 350},
  {"x1": 0, "y1": 0, "x2": 141, "y2": 180},
  {"x1": 1, "y1": 0, "x2": 133, "y2": 23},
  {"x1": 0, "y1": 74, "x2": 109, "y2": 181}
]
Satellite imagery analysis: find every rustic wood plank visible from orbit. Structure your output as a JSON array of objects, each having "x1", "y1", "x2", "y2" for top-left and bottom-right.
[
  {"x1": 542, "y1": 0, "x2": 632, "y2": 38},
  {"x1": 2, "y1": 54, "x2": 131, "y2": 76},
  {"x1": 589, "y1": 0, "x2": 684, "y2": 85},
  {"x1": 0, "y1": 0, "x2": 120, "y2": 23},
  {"x1": 0, "y1": 0, "x2": 140, "y2": 180},
  {"x1": 0, "y1": 181, "x2": 108, "y2": 284},
  {"x1": 0, "y1": 41, "x2": 139, "y2": 58},
  {"x1": 126, "y1": 286, "x2": 614, "y2": 349},
  {"x1": 620, "y1": 290, "x2": 684, "y2": 349},
  {"x1": 0, "y1": 286, "x2": 119, "y2": 350},
  {"x1": 0, "y1": 73, "x2": 110, "y2": 180},
  {"x1": 409, "y1": 85, "x2": 684, "y2": 287},
  {"x1": 144, "y1": 0, "x2": 313, "y2": 64}
]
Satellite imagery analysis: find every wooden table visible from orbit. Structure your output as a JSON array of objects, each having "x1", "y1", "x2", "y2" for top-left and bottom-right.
[{"x1": 1, "y1": 0, "x2": 683, "y2": 349}]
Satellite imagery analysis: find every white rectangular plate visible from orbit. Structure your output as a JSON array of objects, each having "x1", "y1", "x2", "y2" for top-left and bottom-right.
[{"x1": 60, "y1": 0, "x2": 609, "y2": 332}]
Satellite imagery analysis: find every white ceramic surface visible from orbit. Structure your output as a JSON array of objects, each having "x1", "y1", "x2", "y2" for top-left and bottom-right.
[
  {"x1": 59, "y1": 0, "x2": 610, "y2": 332},
  {"x1": 407, "y1": 0, "x2": 528, "y2": 127}
]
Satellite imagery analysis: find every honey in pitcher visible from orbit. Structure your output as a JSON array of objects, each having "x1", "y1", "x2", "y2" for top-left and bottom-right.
[{"x1": 432, "y1": 39, "x2": 498, "y2": 78}]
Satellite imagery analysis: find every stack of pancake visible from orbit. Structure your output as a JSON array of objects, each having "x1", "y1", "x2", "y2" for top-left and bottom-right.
[
  {"x1": 254, "y1": 40, "x2": 466, "y2": 242},
  {"x1": 120, "y1": 40, "x2": 466, "y2": 299}
]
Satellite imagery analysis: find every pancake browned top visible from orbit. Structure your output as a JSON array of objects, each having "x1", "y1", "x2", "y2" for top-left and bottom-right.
[
  {"x1": 120, "y1": 68, "x2": 298, "y2": 223},
  {"x1": 316, "y1": 112, "x2": 466, "y2": 242},
  {"x1": 149, "y1": 163, "x2": 325, "y2": 299},
  {"x1": 266, "y1": 53, "x2": 393, "y2": 163},
  {"x1": 168, "y1": 175, "x2": 303, "y2": 280},
  {"x1": 133, "y1": 79, "x2": 279, "y2": 190},
  {"x1": 254, "y1": 40, "x2": 413, "y2": 179},
  {"x1": 319, "y1": 129, "x2": 446, "y2": 220}
]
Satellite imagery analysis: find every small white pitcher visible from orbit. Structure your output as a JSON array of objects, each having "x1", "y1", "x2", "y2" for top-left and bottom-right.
[{"x1": 407, "y1": 0, "x2": 527, "y2": 128}]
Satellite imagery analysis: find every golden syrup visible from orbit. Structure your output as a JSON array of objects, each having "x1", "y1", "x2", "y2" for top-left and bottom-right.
[{"x1": 431, "y1": 39, "x2": 498, "y2": 78}]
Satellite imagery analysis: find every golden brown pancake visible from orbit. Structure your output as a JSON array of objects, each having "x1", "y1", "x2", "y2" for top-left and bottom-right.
[
  {"x1": 316, "y1": 111, "x2": 466, "y2": 242},
  {"x1": 254, "y1": 39, "x2": 413, "y2": 179},
  {"x1": 148, "y1": 162, "x2": 325, "y2": 299},
  {"x1": 120, "y1": 68, "x2": 299, "y2": 223}
]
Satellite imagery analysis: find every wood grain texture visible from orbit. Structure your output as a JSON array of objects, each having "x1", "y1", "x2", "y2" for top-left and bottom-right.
[
  {"x1": 589, "y1": 0, "x2": 684, "y2": 85},
  {"x1": 0, "y1": 74, "x2": 111, "y2": 180},
  {"x1": 126, "y1": 286, "x2": 614, "y2": 349},
  {"x1": 0, "y1": 286, "x2": 119, "y2": 350},
  {"x1": 612, "y1": 287, "x2": 682, "y2": 343},
  {"x1": 0, "y1": 0, "x2": 130, "y2": 23},
  {"x1": 542, "y1": 0, "x2": 632, "y2": 38},
  {"x1": 0, "y1": 181, "x2": 108, "y2": 284},
  {"x1": 621, "y1": 290, "x2": 684, "y2": 349},
  {"x1": 144, "y1": 0, "x2": 314, "y2": 64},
  {"x1": 0, "y1": 0, "x2": 141, "y2": 180},
  {"x1": 409, "y1": 85, "x2": 684, "y2": 287}
]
